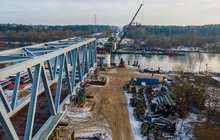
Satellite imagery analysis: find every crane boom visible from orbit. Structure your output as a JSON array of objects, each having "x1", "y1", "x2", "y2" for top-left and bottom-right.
[
  {"x1": 118, "y1": 4, "x2": 143, "y2": 47},
  {"x1": 129, "y1": 3, "x2": 143, "y2": 26}
]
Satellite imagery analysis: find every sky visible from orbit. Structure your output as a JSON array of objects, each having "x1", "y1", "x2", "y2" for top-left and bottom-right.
[{"x1": 0, "y1": 0, "x2": 220, "y2": 26}]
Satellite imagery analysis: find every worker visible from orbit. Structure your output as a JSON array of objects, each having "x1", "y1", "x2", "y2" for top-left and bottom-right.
[{"x1": 71, "y1": 131, "x2": 75, "y2": 140}]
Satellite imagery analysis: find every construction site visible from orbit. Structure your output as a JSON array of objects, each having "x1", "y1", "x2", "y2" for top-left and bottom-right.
[
  {"x1": 47, "y1": 64, "x2": 173, "y2": 140},
  {"x1": 0, "y1": 36, "x2": 179, "y2": 139},
  {"x1": 1, "y1": 1, "x2": 220, "y2": 140},
  {"x1": 0, "y1": 30, "x2": 220, "y2": 140}
]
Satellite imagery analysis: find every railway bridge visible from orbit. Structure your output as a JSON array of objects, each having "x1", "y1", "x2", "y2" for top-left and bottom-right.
[{"x1": 0, "y1": 37, "x2": 97, "y2": 140}]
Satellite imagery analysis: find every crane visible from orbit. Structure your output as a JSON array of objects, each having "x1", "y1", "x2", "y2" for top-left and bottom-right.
[{"x1": 117, "y1": 4, "x2": 143, "y2": 49}]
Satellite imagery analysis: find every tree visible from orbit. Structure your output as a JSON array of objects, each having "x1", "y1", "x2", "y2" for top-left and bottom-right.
[
  {"x1": 123, "y1": 24, "x2": 220, "y2": 50},
  {"x1": 172, "y1": 76, "x2": 207, "y2": 118},
  {"x1": 205, "y1": 87, "x2": 220, "y2": 122}
]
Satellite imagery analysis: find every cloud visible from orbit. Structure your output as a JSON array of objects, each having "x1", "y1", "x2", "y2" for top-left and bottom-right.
[
  {"x1": 42, "y1": 1, "x2": 61, "y2": 9},
  {"x1": 0, "y1": 0, "x2": 219, "y2": 25}
]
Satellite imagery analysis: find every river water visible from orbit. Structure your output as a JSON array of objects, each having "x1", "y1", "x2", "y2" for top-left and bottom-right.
[{"x1": 111, "y1": 53, "x2": 220, "y2": 73}]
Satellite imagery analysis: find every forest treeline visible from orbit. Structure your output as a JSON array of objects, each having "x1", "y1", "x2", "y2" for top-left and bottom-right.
[
  {"x1": 0, "y1": 24, "x2": 112, "y2": 49},
  {"x1": 0, "y1": 24, "x2": 110, "y2": 33},
  {"x1": 124, "y1": 24, "x2": 220, "y2": 51}
]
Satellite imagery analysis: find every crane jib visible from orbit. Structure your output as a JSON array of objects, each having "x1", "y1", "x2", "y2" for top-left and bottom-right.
[{"x1": 118, "y1": 4, "x2": 143, "y2": 47}]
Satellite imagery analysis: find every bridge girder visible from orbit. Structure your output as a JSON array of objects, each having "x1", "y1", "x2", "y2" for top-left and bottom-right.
[{"x1": 0, "y1": 37, "x2": 97, "y2": 140}]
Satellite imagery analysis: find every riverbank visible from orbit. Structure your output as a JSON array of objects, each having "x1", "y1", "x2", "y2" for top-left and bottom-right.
[
  {"x1": 111, "y1": 53, "x2": 220, "y2": 73},
  {"x1": 112, "y1": 51, "x2": 185, "y2": 56}
]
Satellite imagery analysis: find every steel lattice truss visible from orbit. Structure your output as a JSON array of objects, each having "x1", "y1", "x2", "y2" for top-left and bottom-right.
[{"x1": 0, "y1": 37, "x2": 97, "y2": 140}]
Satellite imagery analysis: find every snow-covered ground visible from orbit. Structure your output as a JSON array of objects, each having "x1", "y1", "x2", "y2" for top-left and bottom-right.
[
  {"x1": 5, "y1": 84, "x2": 32, "y2": 105},
  {"x1": 124, "y1": 87, "x2": 200, "y2": 140},
  {"x1": 212, "y1": 76, "x2": 220, "y2": 82},
  {"x1": 108, "y1": 68, "x2": 118, "y2": 74},
  {"x1": 124, "y1": 90, "x2": 146, "y2": 140},
  {"x1": 61, "y1": 105, "x2": 112, "y2": 140},
  {"x1": 176, "y1": 111, "x2": 209, "y2": 140},
  {"x1": 175, "y1": 113, "x2": 198, "y2": 140}
]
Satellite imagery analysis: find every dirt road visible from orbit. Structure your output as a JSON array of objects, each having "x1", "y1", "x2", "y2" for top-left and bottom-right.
[
  {"x1": 86, "y1": 66, "x2": 167, "y2": 140},
  {"x1": 62, "y1": 66, "x2": 166, "y2": 140},
  {"x1": 86, "y1": 67, "x2": 135, "y2": 140}
]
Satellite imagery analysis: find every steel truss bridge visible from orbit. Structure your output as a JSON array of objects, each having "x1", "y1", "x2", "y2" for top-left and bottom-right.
[{"x1": 0, "y1": 37, "x2": 97, "y2": 140}]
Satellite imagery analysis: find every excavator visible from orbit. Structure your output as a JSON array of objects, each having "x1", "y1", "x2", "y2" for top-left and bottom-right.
[{"x1": 117, "y1": 4, "x2": 143, "y2": 68}]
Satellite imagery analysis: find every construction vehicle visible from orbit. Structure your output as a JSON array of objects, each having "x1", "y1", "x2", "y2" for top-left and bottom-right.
[
  {"x1": 115, "y1": 4, "x2": 143, "y2": 67},
  {"x1": 117, "y1": 4, "x2": 143, "y2": 50}
]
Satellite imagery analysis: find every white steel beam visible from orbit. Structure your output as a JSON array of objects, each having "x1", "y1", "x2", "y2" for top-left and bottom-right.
[
  {"x1": 0, "y1": 38, "x2": 96, "y2": 79},
  {"x1": 0, "y1": 101, "x2": 19, "y2": 140},
  {"x1": 0, "y1": 86, "x2": 11, "y2": 113}
]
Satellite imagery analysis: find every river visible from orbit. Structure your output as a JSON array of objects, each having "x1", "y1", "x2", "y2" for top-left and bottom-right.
[{"x1": 111, "y1": 53, "x2": 220, "y2": 73}]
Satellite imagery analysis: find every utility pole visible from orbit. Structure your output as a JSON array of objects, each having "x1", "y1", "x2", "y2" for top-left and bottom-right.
[
  {"x1": 206, "y1": 63, "x2": 208, "y2": 75},
  {"x1": 199, "y1": 60, "x2": 202, "y2": 74},
  {"x1": 94, "y1": 15, "x2": 97, "y2": 25}
]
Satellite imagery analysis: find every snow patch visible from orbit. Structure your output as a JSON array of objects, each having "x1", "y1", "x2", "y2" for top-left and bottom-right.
[
  {"x1": 175, "y1": 113, "x2": 202, "y2": 140},
  {"x1": 124, "y1": 91, "x2": 146, "y2": 140},
  {"x1": 64, "y1": 106, "x2": 92, "y2": 118},
  {"x1": 61, "y1": 105, "x2": 112, "y2": 140}
]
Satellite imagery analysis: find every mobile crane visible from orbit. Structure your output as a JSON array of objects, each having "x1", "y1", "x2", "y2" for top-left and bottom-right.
[
  {"x1": 117, "y1": 4, "x2": 143, "y2": 49},
  {"x1": 118, "y1": 4, "x2": 143, "y2": 68}
]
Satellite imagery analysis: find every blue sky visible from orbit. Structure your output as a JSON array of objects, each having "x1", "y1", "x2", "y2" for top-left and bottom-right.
[{"x1": 0, "y1": 0, "x2": 219, "y2": 26}]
